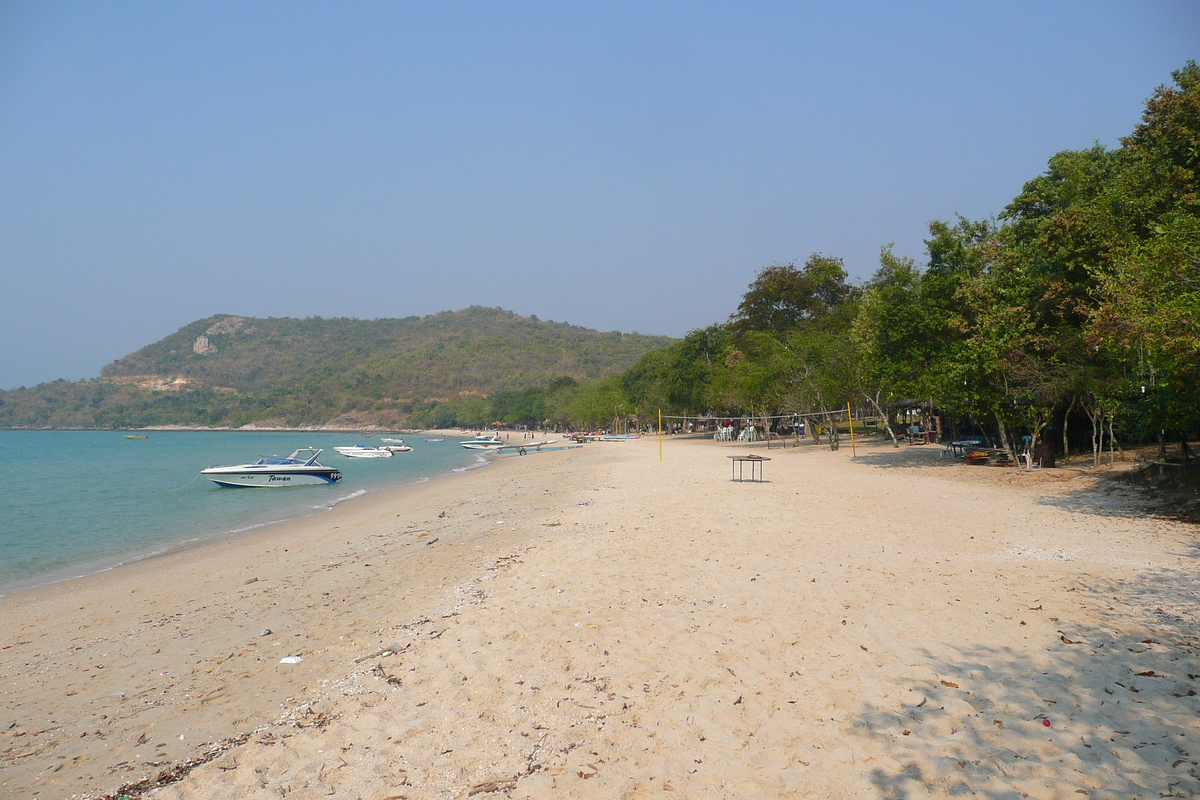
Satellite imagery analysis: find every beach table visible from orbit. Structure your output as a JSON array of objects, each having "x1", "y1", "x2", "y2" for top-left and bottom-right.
[
  {"x1": 729, "y1": 455, "x2": 770, "y2": 482},
  {"x1": 945, "y1": 437, "x2": 987, "y2": 458}
]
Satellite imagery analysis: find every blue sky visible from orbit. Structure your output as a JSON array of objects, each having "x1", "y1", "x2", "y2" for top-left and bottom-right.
[{"x1": 1, "y1": 2, "x2": 1196, "y2": 389}]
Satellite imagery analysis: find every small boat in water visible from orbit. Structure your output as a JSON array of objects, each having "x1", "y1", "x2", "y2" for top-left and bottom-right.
[
  {"x1": 124, "y1": 435, "x2": 149, "y2": 439},
  {"x1": 424, "y1": 438, "x2": 445, "y2": 443},
  {"x1": 200, "y1": 448, "x2": 341, "y2": 488},
  {"x1": 380, "y1": 437, "x2": 406, "y2": 444},
  {"x1": 334, "y1": 445, "x2": 393, "y2": 458},
  {"x1": 382, "y1": 444, "x2": 413, "y2": 453}
]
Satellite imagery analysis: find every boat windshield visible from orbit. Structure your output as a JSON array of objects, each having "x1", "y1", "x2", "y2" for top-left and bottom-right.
[
  {"x1": 288, "y1": 448, "x2": 323, "y2": 465},
  {"x1": 252, "y1": 456, "x2": 301, "y2": 466}
]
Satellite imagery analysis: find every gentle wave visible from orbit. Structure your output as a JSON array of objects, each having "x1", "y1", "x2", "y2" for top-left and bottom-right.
[
  {"x1": 453, "y1": 454, "x2": 492, "y2": 473},
  {"x1": 311, "y1": 488, "x2": 367, "y2": 511},
  {"x1": 226, "y1": 517, "x2": 298, "y2": 535}
]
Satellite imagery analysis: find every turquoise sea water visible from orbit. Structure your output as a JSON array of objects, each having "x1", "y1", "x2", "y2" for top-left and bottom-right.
[{"x1": 0, "y1": 431, "x2": 486, "y2": 596}]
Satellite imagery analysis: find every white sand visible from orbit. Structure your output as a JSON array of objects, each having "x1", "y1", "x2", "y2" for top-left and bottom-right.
[{"x1": 2, "y1": 436, "x2": 1198, "y2": 799}]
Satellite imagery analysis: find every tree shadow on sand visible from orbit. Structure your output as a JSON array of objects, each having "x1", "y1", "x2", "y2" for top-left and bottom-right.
[
  {"x1": 854, "y1": 444, "x2": 1172, "y2": 524},
  {"x1": 853, "y1": 569, "x2": 1200, "y2": 798},
  {"x1": 1031, "y1": 472, "x2": 1170, "y2": 523},
  {"x1": 850, "y1": 446, "x2": 963, "y2": 470}
]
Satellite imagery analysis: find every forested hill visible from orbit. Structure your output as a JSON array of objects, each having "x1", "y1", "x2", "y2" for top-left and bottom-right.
[
  {"x1": 103, "y1": 307, "x2": 667, "y2": 395},
  {"x1": 0, "y1": 308, "x2": 673, "y2": 429}
]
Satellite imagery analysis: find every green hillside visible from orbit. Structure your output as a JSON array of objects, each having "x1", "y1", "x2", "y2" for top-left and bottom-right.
[{"x1": 0, "y1": 308, "x2": 673, "y2": 429}]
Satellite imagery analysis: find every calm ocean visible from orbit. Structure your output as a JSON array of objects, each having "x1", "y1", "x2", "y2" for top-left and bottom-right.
[{"x1": 0, "y1": 431, "x2": 486, "y2": 596}]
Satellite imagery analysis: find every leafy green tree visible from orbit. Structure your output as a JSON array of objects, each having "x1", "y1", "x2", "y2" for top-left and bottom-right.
[
  {"x1": 556, "y1": 376, "x2": 630, "y2": 431},
  {"x1": 1085, "y1": 62, "x2": 1200, "y2": 443},
  {"x1": 852, "y1": 244, "x2": 929, "y2": 442},
  {"x1": 730, "y1": 255, "x2": 855, "y2": 335}
]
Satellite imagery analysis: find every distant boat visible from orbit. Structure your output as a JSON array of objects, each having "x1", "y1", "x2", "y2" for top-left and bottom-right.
[
  {"x1": 334, "y1": 445, "x2": 393, "y2": 459},
  {"x1": 200, "y1": 448, "x2": 341, "y2": 488},
  {"x1": 124, "y1": 435, "x2": 149, "y2": 439},
  {"x1": 381, "y1": 444, "x2": 413, "y2": 453},
  {"x1": 424, "y1": 438, "x2": 445, "y2": 443},
  {"x1": 380, "y1": 437, "x2": 406, "y2": 443}
]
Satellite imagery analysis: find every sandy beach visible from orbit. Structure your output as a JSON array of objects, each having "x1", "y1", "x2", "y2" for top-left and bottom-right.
[{"x1": 3, "y1": 435, "x2": 1198, "y2": 799}]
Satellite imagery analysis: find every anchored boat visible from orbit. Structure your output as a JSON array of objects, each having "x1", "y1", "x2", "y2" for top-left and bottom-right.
[
  {"x1": 200, "y1": 448, "x2": 341, "y2": 488},
  {"x1": 333, "y1": 445, "x2": 393, "y2": 458}
]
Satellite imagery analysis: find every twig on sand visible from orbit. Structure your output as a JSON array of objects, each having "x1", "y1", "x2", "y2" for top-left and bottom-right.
[
  {"x1": 468, "y1": 735, "x2": 546, "y2": 795},
  {"x1": 468, "y1": 777, "x2": 519, "y2": 795},
  {"x1": 353, "y1": 641, "x2": 407, "y2": 664}
]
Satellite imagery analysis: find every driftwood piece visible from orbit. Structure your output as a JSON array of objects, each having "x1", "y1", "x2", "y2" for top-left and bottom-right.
[
  {"x1": 468, "y1": 778, "x2": 519, "y2": 795},
  {"x1": 354, "y1": 641, "x2": 407, "y2": 664}
]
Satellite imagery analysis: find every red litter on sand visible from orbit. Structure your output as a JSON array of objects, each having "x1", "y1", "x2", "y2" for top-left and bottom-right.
[{"x1": 1042, "y1": 719, "x2": 1052, "y2": 727}]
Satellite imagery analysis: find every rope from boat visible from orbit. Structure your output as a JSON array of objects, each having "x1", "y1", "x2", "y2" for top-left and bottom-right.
[{"x1": 169, "y1": 473, "x2": 205, "y2": 492}]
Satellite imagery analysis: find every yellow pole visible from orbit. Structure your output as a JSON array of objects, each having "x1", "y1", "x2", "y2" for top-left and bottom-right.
[
  {"x1": 847, "y1": 402, "x2": 857, "y2": 457},
  {"x1": 658, "y1": 409, "x2": 663, "y2": 460}
]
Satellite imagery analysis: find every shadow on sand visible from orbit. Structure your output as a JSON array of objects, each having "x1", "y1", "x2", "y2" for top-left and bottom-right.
[
  {"x1": 854, "y1": 443, "x2": 1180, "y2": 525},
  {"x1": 850, "y1": 444, "x2": 963, "y2": 470},
  {"x1": 855, "y1": 569, "x2": 1200, "y2": 798}
]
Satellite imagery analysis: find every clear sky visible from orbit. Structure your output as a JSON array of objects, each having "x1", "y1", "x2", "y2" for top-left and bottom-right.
[{"x1": 1, "y1": 2, "x2": 1196, "y2": 389}]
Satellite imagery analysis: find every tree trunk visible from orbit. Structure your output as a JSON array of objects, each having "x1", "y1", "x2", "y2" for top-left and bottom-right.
[
  {"x1": 1078, "y1": 394, "x2": 1105, "y2": 468},
  {"x1": 1028, "y1": 418, "x2": 1047, "y2": 470},
  {"x1": 1062, "y1": 396, "x2": 1076, "y2": 463},
  {"x1": 823, "y1": 407, "x2": 840, "y2": 450},
  {"x1": 994, "y1": 413, "x2": 1017, "y2": 462},
  {"x1": 864, "y1": 392, "x2": 900, "y2": 447}
]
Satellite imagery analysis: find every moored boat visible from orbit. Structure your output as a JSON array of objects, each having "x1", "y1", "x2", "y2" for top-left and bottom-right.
[
  {"x1": 334, "y1": 445, "x2": 393, "y2": 458},
  {"x1": 200, "y1": 448, "x2": 341, "y2": 488}
]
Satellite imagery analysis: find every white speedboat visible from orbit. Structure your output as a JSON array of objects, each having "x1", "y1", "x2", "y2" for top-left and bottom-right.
[
  {"x1": 200, "y1": 448, "x2": 341, "y2": 488},
  {"x1": 334, "y1": 445, "x2": 393, "y2": 458},
  {"x1": 380, "y1": 437, "x2": 406, "y2": 444},
  {"x1": 460, "y1": 434, "x2": 505, "y2": 450},
  {"x1": 382, "y1": 444, "x2": 413, "y2": 453}
]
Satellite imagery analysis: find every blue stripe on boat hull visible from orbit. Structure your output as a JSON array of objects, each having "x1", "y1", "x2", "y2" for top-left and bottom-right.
[{"x1": 206, "y1": 471, "x2": 340, "y2": 488}]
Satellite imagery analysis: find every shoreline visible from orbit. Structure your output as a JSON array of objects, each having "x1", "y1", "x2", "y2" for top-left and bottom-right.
[
  {"x1": 4, "y1": 437, "x2": 1199, "y2": 798},
  {"x1": 0, "y1": 445, "x2": 545, "y2": 797},
  {"x1": 0, "y1": 431, "x2": 494, "y2": 600}
]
